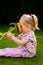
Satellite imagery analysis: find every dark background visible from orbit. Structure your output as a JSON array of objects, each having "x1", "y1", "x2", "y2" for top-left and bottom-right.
[{"x1": 0, "y1": 0, "x2": 43, "y2": 29}]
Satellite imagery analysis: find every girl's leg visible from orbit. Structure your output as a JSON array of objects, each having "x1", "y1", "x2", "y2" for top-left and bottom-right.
[{"x1": 0, "y1": 48, "x2": 23, "y2": 57}]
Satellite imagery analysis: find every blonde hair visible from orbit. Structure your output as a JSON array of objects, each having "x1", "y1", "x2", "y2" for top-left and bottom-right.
[
  {"x1": 31, "y1": 14, "x2": 40, "y2": 30},
  {"x1": 19, "y1": 14, "x2": 32, "y2": 24},
  {"x1": 19, "y1": 14, "x2": 40, "y2": 31}
]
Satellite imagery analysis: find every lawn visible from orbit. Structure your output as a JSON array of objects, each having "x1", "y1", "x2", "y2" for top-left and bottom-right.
[{"x1": 0, "y1": 24, "x2": 43, "y2": 65}]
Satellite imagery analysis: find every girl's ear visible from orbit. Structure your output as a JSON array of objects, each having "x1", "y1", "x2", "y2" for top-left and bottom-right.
[{"x1": 17, "y1": 22, "x2": 22, "y2": 32}]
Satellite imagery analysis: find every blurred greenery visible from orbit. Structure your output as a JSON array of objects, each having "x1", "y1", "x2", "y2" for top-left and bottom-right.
[{"x1": 0, "y1": 24, "x2": 43, "y2": 65}]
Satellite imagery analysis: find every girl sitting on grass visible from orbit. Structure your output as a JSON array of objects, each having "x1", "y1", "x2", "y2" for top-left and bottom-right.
[{"x1": 0, "y1": 14, "x2": 39, "y2": 58}]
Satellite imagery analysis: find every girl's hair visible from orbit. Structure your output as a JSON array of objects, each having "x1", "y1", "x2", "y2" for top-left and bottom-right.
[
  {"x1": 31, "y1": 14, "x2": 40, "y2": 30},
  {"x1": 19, "y1": 14, "x2": 40, "y2": 31}
]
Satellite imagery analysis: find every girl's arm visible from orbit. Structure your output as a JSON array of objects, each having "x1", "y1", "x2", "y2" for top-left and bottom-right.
[
  {"x1": 4, "y1": 32, "x2": 28, "y2": 46},
  {"x1": 17, "y1": 33, "x2": 23, "y2": 39}
]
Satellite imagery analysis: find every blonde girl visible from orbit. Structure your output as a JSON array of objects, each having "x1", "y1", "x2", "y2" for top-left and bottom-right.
[{"x1": 0, "y1": 14, "x2": 39, "y2": 58}]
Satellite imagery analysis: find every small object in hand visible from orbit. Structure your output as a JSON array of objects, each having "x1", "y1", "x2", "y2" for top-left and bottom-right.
[
  {"x1": 0, "y1": 32, "x2": 3, "y2": 36},
  {"x1": 0, "y1": 32, "x2": 4, "y2": 40}
]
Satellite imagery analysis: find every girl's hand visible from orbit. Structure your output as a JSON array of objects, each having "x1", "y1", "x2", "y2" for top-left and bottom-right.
[{"x1": 4, "y1": 31, "x2": 13, "y2": 40}]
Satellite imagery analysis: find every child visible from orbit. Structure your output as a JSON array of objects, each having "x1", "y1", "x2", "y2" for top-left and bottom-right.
[{"x1": 0, "y1": 14, "x2": 39, "y2": 58}]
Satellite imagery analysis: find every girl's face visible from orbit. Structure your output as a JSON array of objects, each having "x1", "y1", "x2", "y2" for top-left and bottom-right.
[
  {"x1": 20, "y1": 21, "x2": 32, "y2": 33},
  {"x1": 19, "y1": 15, "x2": 33, "y2": 33}
]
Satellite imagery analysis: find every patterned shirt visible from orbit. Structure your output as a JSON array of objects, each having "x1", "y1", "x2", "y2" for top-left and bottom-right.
[{"x1": 18, "y1": 31, "x2": 37, "y2": 56}]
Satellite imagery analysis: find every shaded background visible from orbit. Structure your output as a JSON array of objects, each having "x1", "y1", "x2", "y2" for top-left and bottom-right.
[{"x1": 0, "y1": 0, "x2": 43, "y2": 29}]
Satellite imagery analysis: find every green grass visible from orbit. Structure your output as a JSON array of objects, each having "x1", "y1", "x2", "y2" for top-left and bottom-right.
[{"x1": 0, "y1": 24, "x2": 43, "y2": 65}]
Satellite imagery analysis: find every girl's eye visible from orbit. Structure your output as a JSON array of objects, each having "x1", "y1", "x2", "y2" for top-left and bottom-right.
[{"x1": 23, "y1": 23, "x2": 25, "y2": 25}]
